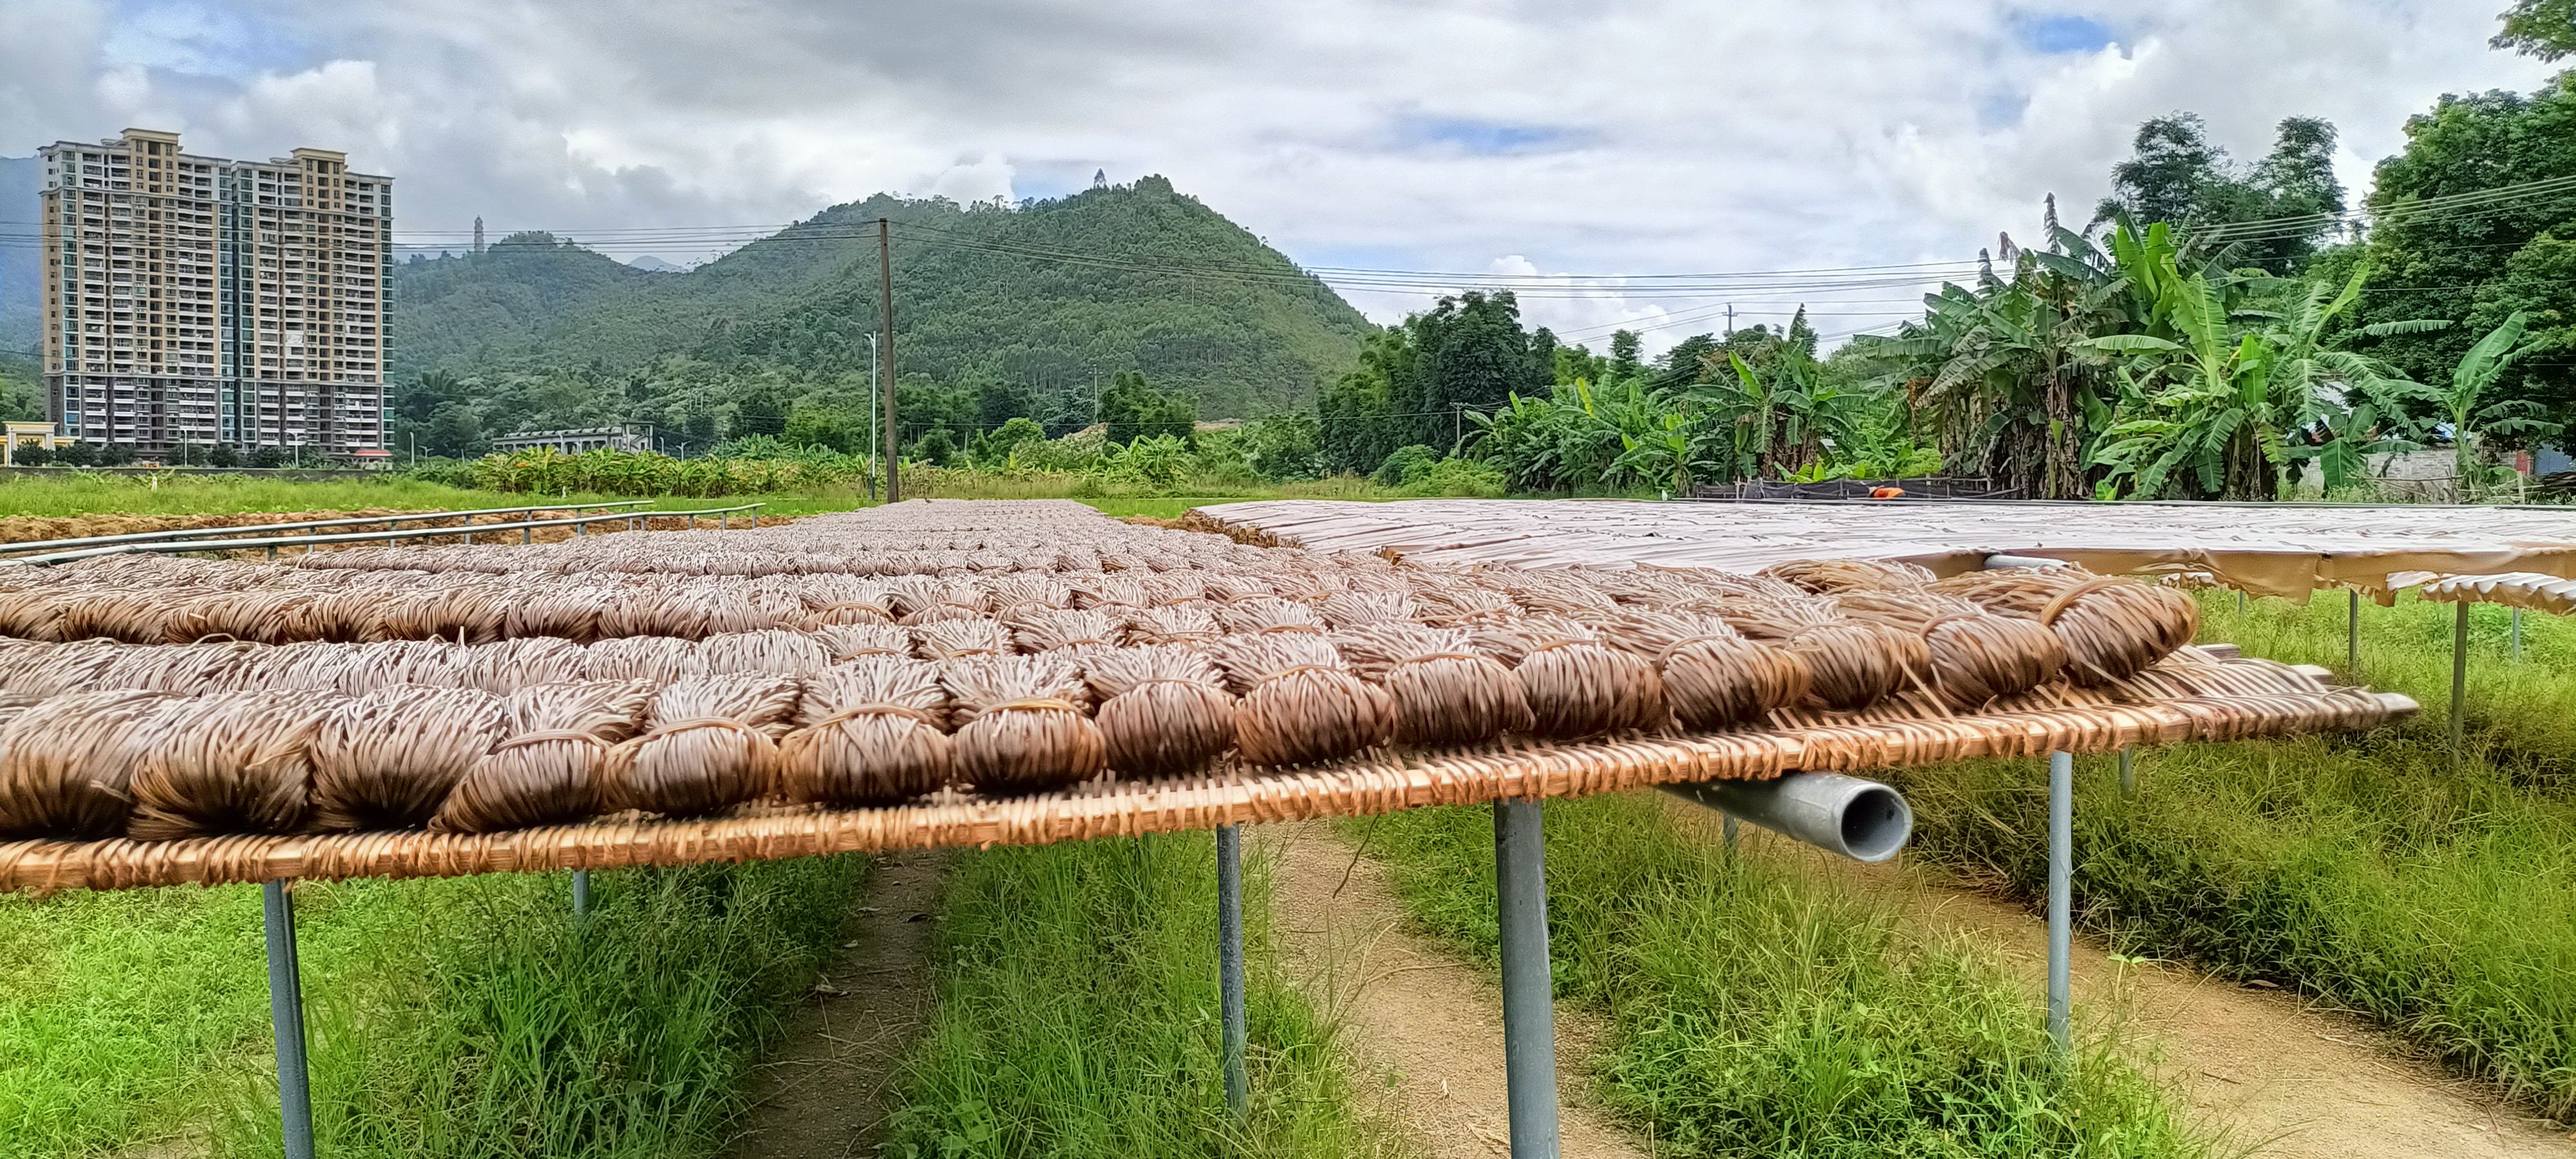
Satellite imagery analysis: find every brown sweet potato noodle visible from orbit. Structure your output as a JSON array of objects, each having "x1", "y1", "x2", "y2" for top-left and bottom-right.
[
  {"x1": 1332, "y1": 622, "x2": 1532, "y2": 746},
  {"x1": 433, "y1": 679, "x2": 656, "y2": 833},
  {"x1": 1214, "y1": 633, "x2": 1392, "y2": 766},
  {"x1": 605, "y1": 673, "x2": 799, "y2": 816},
  {"x1": 129, "y1": 690, "x2": 337, "y2": 840},
  {"x1": 0, "y1": 689, "x2": 176, "y2": 838},
  {"x1": 1081, "y1": 645, "x2": 1237, "y2": 776},
  {"x1": 942, "y1": 654, "x2": 1104, "y2": 795},
  {"x1": 311, "y1": 685, "x2": 509, "y2": 831},
  {"x1": 1468, "y1": 616, "x2": 1665, "y2": 739},
  {"x1": 779, "y1": 655, "x2": 953, "y2": 806}
]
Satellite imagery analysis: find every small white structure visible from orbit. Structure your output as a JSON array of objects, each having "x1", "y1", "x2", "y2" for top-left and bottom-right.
[
  {"x1": 490, "y1": 424, "x2": 654, "y2": 455},
  {"x1": 2, "y1": 422, "x2": 61, "y2": 466}
]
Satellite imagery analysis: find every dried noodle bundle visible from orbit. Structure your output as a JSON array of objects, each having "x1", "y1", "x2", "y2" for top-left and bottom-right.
[
  {"x1": 1317, "y1": 591, "x2": 1417, "y2": 628},
  {"x1": 942, "y1": 654, "x2": 1105, "y2": 794},
  {"x1": 1599, "y1": 611, "x2": 1808, "y2": 730},
  {"x1": 1470, "y1": 616, "x2": 1665, "y2": 738},
  {"x1": 1930, "y1": 569, "x2": 2199, "y2": 684},
  {"x1": 1761, "y1": 558, "x2": 1937, "y2": 595},
  {"x1": 432, "y1": 680, "x2": 655, "y2": 832},
  {"x1": 605, "y1": 673, "x2": 800, "y2": 815},
  {"x1": 809, "y1": 623, "x2": 913, "y2": 661},
  {"x1": 1332, "y1": 623, "x2": 1531, "y2": 745},
  {"x1": 1215, "y1": 597, "x2": 1328, "y2": 637},
  {"x1": 1126, "y1": 605, "x2": 1224, "y2": 649},
  {"x1": 1004, "y1": 607, "x2": 1124, "y2": 654},
  {"x1": 1833, "y1": 590, "x2": 2068, "y2": 708},
  {"x1": 585, "y1": 634, "x2": 699, "y2": 684},
  {"x1": 0, "y1": 690, "x2": 176, "y2": 838},
  {"x1": 913, "y1": 618, "x2": 1012, "y2": 661},
  {"x1": 311, "y1": 686, "x2": 510, "y2": 831},
  {"x1": 1082, "y1": 645, "x2": 1237, "y2": 775},
  {"x1": 129, "y1": 690, "x2": 338, "y2": 839},
  {"x1": 1214, "y1": 633, "x2": 1392, "y2": 766},
  {"x1": 692, "y1": 630, "x2": 831, "y2": 678},
  {"x1": 779, "y1": 655, "x2": 953, "y2": 805},
  {"x1": 1704, "y1": 598, "x2": 1911, "y2": 710}
]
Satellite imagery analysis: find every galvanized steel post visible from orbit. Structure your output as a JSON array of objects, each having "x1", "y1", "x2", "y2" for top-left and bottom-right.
[
  {"x1": 2347, "y1": 589, "x2": 2361, "y2": 679},
  {"x1": 2452, "y1": 601, "x2": 2470, "y2": 768},
  {"x1": 263, "y1": 880, "x2": 316, "y2": 1159},
  {"x1": 2047, "y1": 751, "x2": 2073, "y2": 1051},
  {"x1": 1494, "y1": 798, "x2": 1560, "y2": 1158},
  {"x1": 1216, "y1": 823, "x2": 1248, "y2": 1116},
  {"x1": 573, "y1": 869, "x2": 591, "y2": 919},
  {"x1": 1720, "y1": 813, "x2": 1739, "y2": 851},
  {"x1": 2117, "y1": 745, "x2": 2136, "y2": 797}
]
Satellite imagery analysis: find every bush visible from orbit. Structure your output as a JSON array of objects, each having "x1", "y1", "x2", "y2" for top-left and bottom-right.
[
  {"x1": 1398, "y1": 456, "x2": 1506, "y2": 497},
  {"x1": 1371, "y1": 444, "x2": 1441, "y2": 487},
  {"x1": 10, "y1": 444, "x2": 50, "y2": 467},
  {"x1": 52, "y1": 441, "x2": 98, "y2": 468}
]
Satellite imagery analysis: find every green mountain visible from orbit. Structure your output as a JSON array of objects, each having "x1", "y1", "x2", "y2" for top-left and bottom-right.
[
  {"x1": 392, "y1": 176, "x2": 1374, "y2": 421},
  {"x1": 2, "y1": 156, "x2": 37, "y2": 355}
]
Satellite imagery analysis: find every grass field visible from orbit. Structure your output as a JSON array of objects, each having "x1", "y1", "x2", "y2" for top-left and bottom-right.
[
  {"x1": 882, "y1": 834, "x2": 1405, "y2": 1158},
  {"x1": 1348, "y1": 796, "x2": 2209, "y2": 1157},
  {"x1": 1888, "y1": 589, "x2": 2576, "y2": 1119},
  {"x1": 1, "y1": 860, "x2": 862, "y2": 1159}
]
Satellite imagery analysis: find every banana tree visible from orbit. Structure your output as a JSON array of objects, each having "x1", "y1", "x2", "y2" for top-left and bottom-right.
[{"x1": 2439, "y1": 311, "x2": 2560, "y2": 499}]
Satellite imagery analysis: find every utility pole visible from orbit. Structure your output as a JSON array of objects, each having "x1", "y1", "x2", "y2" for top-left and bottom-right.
[
  {"x1": 1724, "y1": 304, "x2": 1736, "y2": 335},
  {"x1": 865, "y1": 332, "x2": 880, "y2": 502},
  {"x1": 878, "y1": 218, "x2": 899, "y2": 503}
]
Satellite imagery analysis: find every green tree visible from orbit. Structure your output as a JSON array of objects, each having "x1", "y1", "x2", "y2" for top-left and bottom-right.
[
  {"x1": 1412, "y1": 290, "x2": 1546, "y2": 449},
  {"x1": 2096, "y1": 114, "x2": 2348, "y2": 272},
  {"x1": 1607, "y1": 330, "x2": 1642, "y2": 382},
  {"x1": 1098, "y1": 371, "x2": 1193, "y2": 445},
  {"x1": 422, "y1": 404, "x2": 487, "y2": 459},
  {"x1": 1316, "y1": 328, "x2": 1414, "y2": 475},
  {"x1": 2351, "y1": 73, "x2": 2576, "y2": 429},
  {"x1": 2493, "y1": 0, "x2": 2575, "y2": 59},
  {"x1": 2438, "y1": 310, "x2": 2563, "y2": 496},
  {"x1": 782, "y1": 404, "x2": 862, "y2": 453},
  {"x1": 733, "y1": 386, "x2": 788, "y2": 438}
]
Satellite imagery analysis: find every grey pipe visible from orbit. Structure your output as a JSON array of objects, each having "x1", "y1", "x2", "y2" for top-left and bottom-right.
[
  {"x1": 1494, "y1": 798, "x2": 1560, "y2": 1157},
  {"x1": 263, "y1": 880, "x2": 316, "y2": 1159},
  {"x1": 1216, "y1": 823, "x2": 1248, "y2": 1115},
  {"x1": 1982, "y1": 552, "x2": 2075, "y2": 570},
  {"x1": 2047, "y1": 751, "x2": 2072, "y2": 1050},
  {"x1": 1662, "y1": 772, "x2": 1913, "y2": 863},
  {"x1": 2452, "y1": 601, "x2": 2470, "y2": 769}
]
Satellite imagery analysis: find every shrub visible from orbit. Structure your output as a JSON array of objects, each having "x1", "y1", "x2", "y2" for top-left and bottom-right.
[{"x1": 1371, "y1": 444, "x2": 1441, "y2": 487}]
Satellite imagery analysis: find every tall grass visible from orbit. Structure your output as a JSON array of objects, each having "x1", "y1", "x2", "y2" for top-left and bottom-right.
[
  {"x1": 2198, "y1": 588, "x2": 2576, "y2": 775},
  {"x1": 1877, "y1": 589, "x2": 2576, "y2": 1118},
  {"x1": 1350, "y1": 796, "x2": 2208, "y2": 1158},
  {"x1": 882, "y1": 833, "x2": 1405, "y2": 1159},
  {"x1": 1, "y1": 859, "x2": 862, "y2": 1158}
]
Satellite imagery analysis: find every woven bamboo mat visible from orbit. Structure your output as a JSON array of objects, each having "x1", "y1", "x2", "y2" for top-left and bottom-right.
[
  {"x1": 0, "y1": 651, "x2": 2412, "y2": 894},
  {"x1": 2388, "y1": 570, "x2": 2576, "y2": 616},
  {"x1": 1196, "y1": 498, "x2": 2576, "y2": 600}
]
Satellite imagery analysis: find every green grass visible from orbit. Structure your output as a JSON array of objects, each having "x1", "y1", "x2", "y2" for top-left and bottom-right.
[
  {"x1": 1347, "y1": 796, "x2": 2208, "y2": 1158},
  {"x1": 1, "y1": 858, "x2": 863, "y2": 1158},
  {"x1": 2197, "y1": 588, "x2": 2576, "y2": 775},
  {"x1": 882, "y1": 833, "x2": 1406, "y2": 1159},
  {"x1": 1876, "y1": 588, "x2": 2576, "y2": 1120}
]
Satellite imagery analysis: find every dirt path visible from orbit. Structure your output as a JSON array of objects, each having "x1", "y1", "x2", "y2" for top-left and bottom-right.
[
  {"x1": 1258, "y1": 821, "x2": 1651, "y2": 1159},
  {"x1": 726, "y1": 850, "x2": 947, "y2": 1159},
  {"x1": 1667, "y1": 806, "x2": 2574, "y2": 1158}
]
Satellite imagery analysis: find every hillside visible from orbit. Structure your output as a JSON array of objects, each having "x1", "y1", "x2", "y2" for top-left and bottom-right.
[
  {"x1": 1, "y1": 156, "x2": 36, "y2": 353},
  {"x1": 392, "y1": 177, "x2": 1376, "y2": 419}
]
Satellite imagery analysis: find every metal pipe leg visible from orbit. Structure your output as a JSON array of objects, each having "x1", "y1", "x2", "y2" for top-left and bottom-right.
[
  {"x1": 1216, "y1": 824, "x2": 1248, "y2": 1116},
  {"x1": 2047, "y1": 751, "x2": 2072, "y2": 1051},
  {"x1": 1494, "y1": 798, "x2": 1560, "y2": 1158},
  {"x1": 2452, "y1": 601, "x2": 2470, "y2": 769},
  {"x1": 719, "y1": 513, "x2": 728, "y2": 531},
  {"x1": 263, "y1": 881, "x2": 316, "y2": 1159},
  {"x1": 2512, "y1": 608, "x2": 2523, "y2": 660},
  {"x1": 2117, "y1": 745, "x2": 2135, "y2": 797},
  {"x1": 1721, "y1": 813, "x2": 1739, "y2": 851},
  {"x1": 2347, "y1": 589, "x2": 2361, "y2": 680},
  {"x1": 572, "y1": 870, "x2": 591, "y2": 919}
]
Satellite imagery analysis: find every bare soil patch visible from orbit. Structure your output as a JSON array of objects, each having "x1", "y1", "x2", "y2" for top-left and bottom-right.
[
  {"x1": 1258, "y1": 820, "x2": 1649, "y2": 1159},
  {"x1": 726, "y1": 849, "x2": 947, "y2": 1159}
]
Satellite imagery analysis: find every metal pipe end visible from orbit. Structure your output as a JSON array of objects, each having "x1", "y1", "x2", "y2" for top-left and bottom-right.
[{"x1": 1835, "y1": 783, "x2": 1913, "y2": 863}]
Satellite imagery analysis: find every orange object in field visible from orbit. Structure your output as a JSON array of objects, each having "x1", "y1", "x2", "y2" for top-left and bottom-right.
[{"x1": 1870, "y1": 486, "x2": 1906, "y2": 499}]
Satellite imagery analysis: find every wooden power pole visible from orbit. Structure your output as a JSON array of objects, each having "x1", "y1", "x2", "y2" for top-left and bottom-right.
[{"x1": 878, "y1": 217, "x2": 899, "y2": 503}]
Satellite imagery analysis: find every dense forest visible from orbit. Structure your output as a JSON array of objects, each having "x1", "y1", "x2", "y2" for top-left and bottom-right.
[
  {"x1": 0, "y1": 155, "x2": 35, "y2": 354},
  {"x1": 388, "y1": 176, "x2": 1375, "y2": 454}
]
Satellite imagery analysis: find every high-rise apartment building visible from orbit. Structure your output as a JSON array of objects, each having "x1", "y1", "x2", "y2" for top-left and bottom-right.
[{"x1": 38, "y1": 128, "x2": 392, "y2": 457}]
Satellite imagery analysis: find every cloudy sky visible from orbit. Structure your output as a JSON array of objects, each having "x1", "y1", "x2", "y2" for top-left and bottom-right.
[{"x1": 2, "y1": 0, "x2": 2558, "y2": 351}]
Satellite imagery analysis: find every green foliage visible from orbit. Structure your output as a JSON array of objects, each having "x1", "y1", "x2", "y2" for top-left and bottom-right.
[
  {"x1": 0, "y1": 860, "x2": 860, "y2": 1159},
  {"x1": 1353, "y1": 797, "x2": 2208, "y2": 1157},
  {"x1": 2094, "y1": 113, "x2": 2347, "y2": 274},
  {"x1": 2349, "y1": 71, "x2": 2576, "y2": 432},
  {"x1": 1097, "y1": 370, "x2": 1196, "y2": 446},
  {"x1": 1369, "y1": 444, "x2": 1441, "y2": 487},
  {"x1": 2492, "y1": 0, "x2": 2576, "y2": 59},
  {"x1": 882, "y1": 834, "x2": 1398, "y2": 1158},
  {"x1": 2436, "y1": 310, "x2": 2563, "y2": 497},
  {"x1": 391, "y1": 181, "x2": 1374, "y2": 426}
]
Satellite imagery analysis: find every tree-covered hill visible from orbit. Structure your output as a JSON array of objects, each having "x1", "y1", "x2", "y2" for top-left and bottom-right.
[
  {"x1": 1, "y1": 155, "x2": 38, "y2": 353},
  {"x1": 390, "y1": 176, "x2": 1375, "y2": 420}
]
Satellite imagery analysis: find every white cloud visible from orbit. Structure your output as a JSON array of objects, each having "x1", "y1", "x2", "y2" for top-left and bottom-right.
[{"x1": 2, "y1": 0, "x2": 2559, "y2": 354}]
